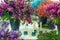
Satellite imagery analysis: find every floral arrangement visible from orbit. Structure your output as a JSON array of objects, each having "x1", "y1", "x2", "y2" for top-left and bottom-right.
[
  {"x1": 45, "y1": 2, "x2": 60, "y2": 25},
  {"x1": 0, "y1": 0, "x2": 34, "y2": 24},
  {"x1": 37, "y1": 1, "x2": 53, "y2": 26},
  {"x1": 37, "y1": 0, "x2": 60, "y2": 29}
]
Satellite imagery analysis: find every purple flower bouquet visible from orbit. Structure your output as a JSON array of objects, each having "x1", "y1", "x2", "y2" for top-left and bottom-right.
[{"x1": 0, "y1": 0, "x2": 34, "y2": 30}]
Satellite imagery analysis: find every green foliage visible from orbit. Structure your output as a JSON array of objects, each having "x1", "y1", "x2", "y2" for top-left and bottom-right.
[
  {"x1": 43, "y1": 23, "x2": 50, "y2": 29},
  {"x1": 37, "y1": 31, "x2": 59, "y2": 40},
  {"x1": 2, "y1": 10, "x2": 11, "y2": 20},
  {"x1": 53, "y1": 16, "x2": 60, "y2": 25}
]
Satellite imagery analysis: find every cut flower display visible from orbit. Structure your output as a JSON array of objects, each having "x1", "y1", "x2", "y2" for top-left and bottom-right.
[{"x1": 0, "y1": 0, "x2": 34, "y2": 23}]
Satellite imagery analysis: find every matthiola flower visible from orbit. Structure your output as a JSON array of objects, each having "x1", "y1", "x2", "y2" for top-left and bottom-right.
[
  {"x1": 0, "y1": 31, "x2": 7, "y2": 38},
  {"x1": 57, "y1": 9, "x2": 60, "y2": 14},
  {"x1": 8, "y1": 30, "x2": 20, "y2": 40},
  {"x1": 45, "y1": 2, "x2": 60, "y2": 18},
  {"x1": 46, "y1": 3, "x2": 58, "y2": 12},
  {"x1": 7, "y1": 7, "x2": 14, "y2": 12},
  {"x1": 0, "y1": 3, "x2": 9, "y2": 9},
  {"x1": 15, "y1": 0, "x2": 25, "y2": 9},
  {"x1": 0, "y1": 12, "x2": 4, "y2": 16},
  {"x1": 57, "y1": 9, "x2": 60, "y2": 18},
  {"x1": 0, "y1": 26, "x2": 8, "y2": 38},
  {"x1": 0, "y1": 8, "x2": 4, "y2": 16},
  {"x1": 0, "y1": 8, "x2": 2, "y2": 12}
]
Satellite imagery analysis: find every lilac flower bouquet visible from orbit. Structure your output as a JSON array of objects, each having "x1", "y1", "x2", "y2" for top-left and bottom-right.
[{"x1": 0, "y1": 0, "x2": 34, "y2": 30}]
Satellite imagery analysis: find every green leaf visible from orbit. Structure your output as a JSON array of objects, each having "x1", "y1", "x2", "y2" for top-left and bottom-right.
[
  {"x1": 2, "y1": 10, "x2": 11, "y2": 20},
  {"x1": 54, "y1": 17, "x2": 60, "y2": 25}
]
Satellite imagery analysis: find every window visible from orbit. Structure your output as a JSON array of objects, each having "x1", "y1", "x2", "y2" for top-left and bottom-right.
[
  {"x1": 24, "y1": 31, "x2": 28, "y2": 35},
  {"x1": 32, "y1": 32, "x2": 36, "y2": 36}
]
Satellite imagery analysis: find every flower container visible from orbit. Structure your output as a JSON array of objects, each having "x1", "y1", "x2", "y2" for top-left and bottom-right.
[{"x1": 10, "y1": 18, "x2": 20, "y2": 30}]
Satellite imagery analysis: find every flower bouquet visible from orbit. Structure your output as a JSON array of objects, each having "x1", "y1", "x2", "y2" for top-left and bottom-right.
[
  {"x1": 0, "y1": 0, "x2": 34, "y2": 30},
  {"x1": 45, "y1": 2, "x2": 60, "y2": 30},
  {"x1": 37, "y1": 0, "x2": 53, "y2": 28}
]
